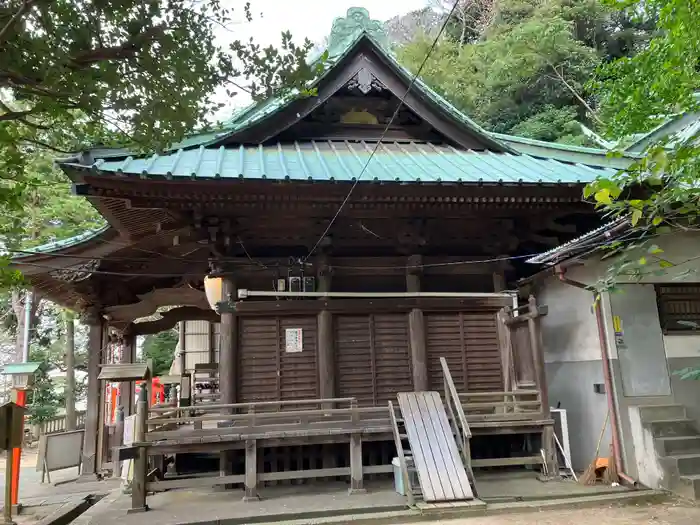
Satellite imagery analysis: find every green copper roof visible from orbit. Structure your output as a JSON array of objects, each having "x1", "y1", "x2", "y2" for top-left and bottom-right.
[
  {"x1": 63, "y1": 141, "x2": 613, "y2": 184},
  {"x1": 1, "y1": 362, "x2": 41, "y2": 376},
  {"x1": 11, "y1": 225, "x2": 110, "y2": 259}
]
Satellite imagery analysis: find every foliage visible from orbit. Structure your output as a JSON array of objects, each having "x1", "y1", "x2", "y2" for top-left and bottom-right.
[
  {"x1": 142, "y1": 329, "x2": 178, "y2": 376},
  {"x1": 0, "y1": 0, "x2": 315, "y2": 254},
  {"x1": 397, "y1": 0, "x2": 656, "y2": 142},
  {"x1": 25, "y1": 356, "x2": 59, "y2": 424},
  {"x1": 582, "y1": 0, "x2": 700, "y2": 379}
]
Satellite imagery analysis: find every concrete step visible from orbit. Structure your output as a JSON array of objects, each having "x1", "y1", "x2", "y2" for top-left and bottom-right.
[
  {"x1": 648, "y1": 418, "x2": 698, "y2": 438},
  {"x1": 661, "y1": 453, "x2": 700, "y2": 475},
  {"x1": 678, "y1": 474, "x2": 700, "y2": 500},
  {"x1": 656, "y1": 436, "x2": 700, "y2": 456},
  {"x1": 639, "y1": 404, "x2": 687, "y2": 423}
]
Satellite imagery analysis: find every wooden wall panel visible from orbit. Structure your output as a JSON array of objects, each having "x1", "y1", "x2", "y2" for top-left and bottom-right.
[
  {"x1": 279, "y1": 317, "x2": 318, "y2": 401},
  {"x1": 239, "y1": 316, "x2": 318, "y2": 406},
  {"x1": 239, "y1": 318, "x2": 278, "y2": 403},
  {"x1": 336, "y1": 316, "x2": 374, "y2": 406},
  {"x1": 335, "y1": 314, "x2": 411, "y2": 406},
  {"x1": 426, "y1": 312, "x2": 503, "y2": 393},
  {"x1": 373, "y1": 314, "x2": 412, "y2": 405}
]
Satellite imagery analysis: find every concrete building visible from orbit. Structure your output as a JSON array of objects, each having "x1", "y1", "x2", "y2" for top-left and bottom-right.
[{"x1": 524, "y1": 225, "x2": 700, "y2": 499}]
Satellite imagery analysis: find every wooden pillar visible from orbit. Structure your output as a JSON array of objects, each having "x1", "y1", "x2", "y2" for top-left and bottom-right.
[
  {"x1": 219, "y1": 277, "x2": 237, "y2": 405},
  {"x1": 348, "y1": 433, "x2": 365, "y2": 494},
  {"x1": 80, "y1": 310, "x2": 103, "y2": 479},
  {"x1": 407, "y1": 255, "x2": 428, "y2": 391},
  {"x1": 218, "y1": 277, "x2": 237, "y2": 480},
  {"x1": 119, "y1": 330, "x2": 136, "y2": 417},
  {"x1": 528, "y1": 295, "x2": 549, "y2": 415},
  {"x1": 243, "y1": 439, "x2": 259, "y2": 501},
  {"x1": 129, "y1": 382, "x2": 149, "y2": 513},
  {"x1": 179, "y1": 321, "x2": 186, "y2": 375},
  {"x1": 317, "y1": 255, "x2": 335, "y2": 401}
]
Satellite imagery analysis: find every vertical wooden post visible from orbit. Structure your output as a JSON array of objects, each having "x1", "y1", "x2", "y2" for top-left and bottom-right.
[
  {"x1": 218, "y1": 277, "x2": 237, "y2": 480},
  {"x1": 243, "y1": 439, "x2": 259, "y2": 501},
  {"x1": 406, "y1": 255, "x2": 428, "y2": 391},
  {"x1": 178, "y1": 321, "x2": 186, "y2": 376},
  {"x1": 129, "y1": 380, "x2": 149, "y2": 514},
  {"x1": 348, "y1": 433, "x2": 365, "y2": 494},
  {"x1": 528, "y1": 296, "x2": 549, "y2": 415},
  {"x1": 317, "y1": 255, "x2": 336, "y2": 408},
  {"x1": 119, "y1": 330, "x2": 136, "y2": 418},
  {"x1": 219, "y1": 277, "x2": 237, "y2": 406},
  {"x1": 80, "y1": 311, "x2": 102, "y2": 479}
]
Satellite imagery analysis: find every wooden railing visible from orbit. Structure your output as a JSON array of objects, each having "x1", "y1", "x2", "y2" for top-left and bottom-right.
[
  {"x1": 35, "y1": 411, "x2": 86, "y2": 438},
  {"x1": 459, "y1": 390, "x2": 543, "y2": 421},
  {"x1": 439, "y1": 358, "x2": 473, "y2": 469},
  {"x1": 128, "y1": 396, "x2": 399, "y2": 511}
]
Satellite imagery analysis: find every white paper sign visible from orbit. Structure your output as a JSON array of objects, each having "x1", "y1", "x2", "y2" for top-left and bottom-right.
[
  {"x1": 285, "y1": 328, "x2": 303, "y2": 353},
  {"x1": 121, "y1": 414, "x2": 137, "y2": 481}
]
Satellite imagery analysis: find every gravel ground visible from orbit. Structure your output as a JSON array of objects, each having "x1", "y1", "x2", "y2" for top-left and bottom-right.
[{"x1": 427, "y1": 500, "x2": 700, "y2": 525}]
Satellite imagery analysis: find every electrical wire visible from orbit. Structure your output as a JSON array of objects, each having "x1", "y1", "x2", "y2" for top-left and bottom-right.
[
  {"x1": 302, "y1": 0, "x2": 462, "y2": 262},
  {"x1": 12, "y1": 233, "x2": 647, "y2": 279}
]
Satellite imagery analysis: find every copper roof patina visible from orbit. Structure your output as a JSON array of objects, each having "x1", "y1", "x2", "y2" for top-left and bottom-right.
[{"x1": 61, "y1": 140, "x2": 615, "y2": 184}]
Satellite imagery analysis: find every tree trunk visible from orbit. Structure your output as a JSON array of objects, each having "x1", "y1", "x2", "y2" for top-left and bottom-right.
[{"x1": 64, "y1": 311, "x2": 76, "y2": 431}]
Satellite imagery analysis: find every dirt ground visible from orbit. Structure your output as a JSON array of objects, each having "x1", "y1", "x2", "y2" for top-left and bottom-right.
[{"x1": 428, "y1": 500, "x2": 700, "y2": 525}]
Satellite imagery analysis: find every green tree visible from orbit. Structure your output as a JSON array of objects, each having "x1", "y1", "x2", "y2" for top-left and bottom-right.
[
  {"x1": 397, "y1": 0, "x2": 656, "y2": 143},
  {"x1": 142, "y1": 329, "x2": 178, "y2": 376},
  {"x1": 0, "y1": 0, "x2": 316, "y2": 256},
  {"x1": 582, "y1": 0, "x2": 700, "y2": 378}
]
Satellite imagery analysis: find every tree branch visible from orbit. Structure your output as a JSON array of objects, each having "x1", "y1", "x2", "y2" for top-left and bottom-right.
[
  {"x1": 0, "y1": 0, "x2": 35, "y2": 42},
  {"x1": 549, "y1": 65, "x2": 604, "y2": 126},
  {"x1": 69, "y1": 25, "x2": 165, "y2": 67},
  {"x1": 17, "y1": 136, "x2": 74, "y2": 154}
]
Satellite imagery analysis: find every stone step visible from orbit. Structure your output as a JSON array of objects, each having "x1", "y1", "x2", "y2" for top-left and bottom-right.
[
  {"x1": 648, "y1": 418, "x2": 698, "y2": 438},
  {"x1": 678, "y1": 474, "x2": 700, "y2": 500},
  {"x1": 661, "y1": 453, "x2": 700, "y2": 476},
  {"x1": 639, "y1": 404, "x2": 687, "y2": 423},
  {"x1": 656, "y1": 436, "x2": 700, "y2": 456}
]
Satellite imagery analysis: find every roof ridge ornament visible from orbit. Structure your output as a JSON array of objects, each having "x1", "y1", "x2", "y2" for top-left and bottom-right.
[{"x1": 327, "y1": 7, "x2": 389, "y2": 58}]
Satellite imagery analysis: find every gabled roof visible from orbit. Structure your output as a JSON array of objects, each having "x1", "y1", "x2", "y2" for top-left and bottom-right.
[{"x1": 165, "y1": 7, "x2": 510, "y2": 153}]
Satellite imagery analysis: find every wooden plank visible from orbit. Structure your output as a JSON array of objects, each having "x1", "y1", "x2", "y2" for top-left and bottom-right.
[
  {"x1": 398, "y1": 393, "x2": 442, "y2": 502},
  {"x1": 424, "y1": 391, "x2": 473, "y2": 499},
  {"x1": 147, "y1": 474, "x2": 244, "y2": 491},
  {"x1": 411, "y1": 393, "x2": 458, "y2": 500},
  {"x1": 399, "y1": 392, "x2": 474, "y2": 502}
]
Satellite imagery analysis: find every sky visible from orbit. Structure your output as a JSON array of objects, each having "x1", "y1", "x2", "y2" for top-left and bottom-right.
[{"x1": 214, "y1": 1, "x2": 431, "y2": 113}]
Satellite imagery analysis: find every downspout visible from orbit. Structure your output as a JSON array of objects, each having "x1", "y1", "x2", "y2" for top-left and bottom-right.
[{"x1": 554, "y1": 265, "x2": 637, "y2": 487}]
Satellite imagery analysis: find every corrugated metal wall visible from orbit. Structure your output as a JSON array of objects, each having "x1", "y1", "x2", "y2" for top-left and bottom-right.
[
  {"x1": 425, "y1": 312, "x2": 503, "y2": 392},
  {"x1": 335, "y1": 314, "x2": 412, "y2": 406},
  {"x1": 238, "y1": 316, "x2": 318, "y2": 404},
  {"x1": 182, "y1": 320, "x2": 220, "y2": 371}
]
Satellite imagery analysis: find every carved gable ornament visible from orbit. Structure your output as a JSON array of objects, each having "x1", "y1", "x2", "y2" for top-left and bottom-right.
[
  {"x1": 327, "y1": 7, "x2": 390, "y2": 58},
  {"x1": 347, "y1": 67, "x2": 385, "y2": 95}
]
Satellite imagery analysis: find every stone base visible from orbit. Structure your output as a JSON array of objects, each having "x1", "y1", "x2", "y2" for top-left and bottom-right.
[
  {"x1": 348, "y1": 487, "x2": 367, "y2": 495},
  {"x1": 242, "y1": 494, "x2": 261, "y2": 502},
  {"x1": 126, "y1": 505, "x2": 149, "y2": 514}
]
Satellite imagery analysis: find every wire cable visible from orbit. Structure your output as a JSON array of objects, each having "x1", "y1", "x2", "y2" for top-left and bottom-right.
[{"x1": 302, "y1": 0, "x2": 462, "y2": 262}]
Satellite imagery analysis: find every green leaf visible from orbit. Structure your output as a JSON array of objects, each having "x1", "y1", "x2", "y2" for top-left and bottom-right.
[
  {"x1": 594, "y1": 189, "x2": 612, "y2": 205},
  {"x1": 631, "y1": 209, "x2": 643, "y2": 226},
  {"x1": 638, "y1": 256, "x2": 647, "y2": 265},
  {"x1": 648, "y1": 245, "x2": 664, "y2": 254},
  {"x1": 652, "y1": 216, "x2": 663, "y2": 226},
  {"x1": 659, "y1": 260, "x2": 675, "y2": 268}
]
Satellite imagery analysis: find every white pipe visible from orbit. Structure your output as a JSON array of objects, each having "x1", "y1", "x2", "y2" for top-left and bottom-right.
[{"x1": 237, "y1": 290, "x2": 516, "y2": 299}]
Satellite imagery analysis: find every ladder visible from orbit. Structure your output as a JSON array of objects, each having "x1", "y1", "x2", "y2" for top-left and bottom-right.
[{"x1": 390, "y1": 392, "x2": 476, "y2": 503}]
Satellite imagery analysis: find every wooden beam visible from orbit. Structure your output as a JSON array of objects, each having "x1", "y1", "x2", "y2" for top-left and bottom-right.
[
  {"x1": 219, "y1": 277, "x2": 237, "y2": 405},
  {"x1": 104, "y1": 287, "x2": 209, "y2": 324},
  {"x1": 234, "y1": 297, "x2": 513, "y2": 316},
  {"x1": 80, "y1": 311, "x2": 103, "y2": 479},
  {"x1": 131, "y1": 307, "x2": 219, "y2": 336}
]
